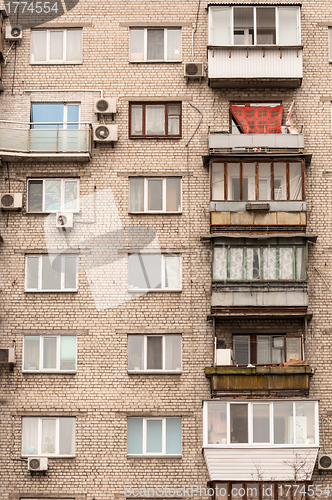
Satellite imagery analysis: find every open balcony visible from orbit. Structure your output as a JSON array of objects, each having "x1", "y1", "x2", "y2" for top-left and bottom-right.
[{"x1": 0, "y1": 121, "x2": 91, "y2": 162}]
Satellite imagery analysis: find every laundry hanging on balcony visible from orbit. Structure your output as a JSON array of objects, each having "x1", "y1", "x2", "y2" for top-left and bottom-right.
[{"x1": 230, "y1": 105, "x2": 283, "y2": 134}]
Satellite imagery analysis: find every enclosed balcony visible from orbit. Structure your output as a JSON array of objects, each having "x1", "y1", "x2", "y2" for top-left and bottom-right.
[
  {"x1": 0, "y1": 121, "x2": 91, "y2": 162},
  {"x1": 208, "y1": 6, "x2": 303, "y2": 88}
]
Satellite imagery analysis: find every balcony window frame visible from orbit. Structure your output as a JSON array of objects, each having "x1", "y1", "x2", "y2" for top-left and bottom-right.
[
  {"x1": 212, "y1": 244, "x2": 307, "y2": 282},
  {"x1": 129, "y1": 102, "x2": 182, "y2": 139},
  {"x1": 21, "y1": 416, "x2": 76, "y2": 457},
  {"x1": 127, "y1": 334, "x2": 182, "y2": 373},
  {"x1": 30, "y1": 28, "x2": 83, "y2": 64},
  {"x1": 23, "y1": 335, "x2": 77, "y2": 373},
  {"x1": 27, "y1": 178, "x2": 80, "y2": 213},
  {"x1": 210, "y1": 160, "x2": 305, "y2": 202},
  {"x1": 232, "y1": 334, "x2": 303, "y2": 366},
  {"x1": 31, "y1": 103, "x2": 81, "y2": 130},
  {"x1": 127, "y1": 416, "x2": 182, "y2": 456},
  {"x1": 203, "y1": 400, "x2": 319, "y2": 448},
  {"x1": 25, "y1": 254, "x2": 79, "y2": 292},
  {"x1": 129, "y1": 27, "x2": 182, "y2": 62},
  {"x1": 128, "y1": 253, "x2": 182, "y2": 292},
  {"x1": 129, "y1": 177, "x2": 182, "y2": 213}
]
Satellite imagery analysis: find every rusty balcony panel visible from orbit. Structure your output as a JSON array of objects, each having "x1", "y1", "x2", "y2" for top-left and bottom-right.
[
  {"x1": 210, "y1": 306, "x2": 308, "y2": 318},
  {"x1": 211, "y1": 224, "x2": 306, "y2": 234}
]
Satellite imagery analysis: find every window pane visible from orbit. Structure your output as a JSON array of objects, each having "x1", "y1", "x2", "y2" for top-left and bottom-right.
[
  {"x1": 296, "y1": 247, "x2": 305, "y2": 279},
  {"x1": 26, "y1": 256, "x2": 39, "y2": 289},
  {"x1": 233, "y1": 335, "x2": 249, "y2": 365},
  {"x1": 253, "y1": 404, "x2": 270, "y2": 443},
  {"x1": 168, "y1": 115, "x2": 180, "y2": 135},
  {"x1": 64, "y1": 255, "x2": 77, "y2": 289},
  {"x1": 234, "y1": 7, "x2": 254, "y2": 45},
  {"x1": 31, "y1": 103, "x2": 64, "y2": 129},
  {"x1": 259, "y1": 163, "x2": 271, "y2": 200},
  {"x1": 42, "y1": 254, "x2": 61, "y2": 290},
  {"x1": 230, "y1": 404, "x2": 248, "y2": 443},
  {"x1": 330, "y1": 28, "x2": 332, "y2": 62},
  {"x1": 212, "y1": 163, "x2": 225, "y2": 201},
  {"x1": 256, "y1": 8, "x2": 276, "y2": 45},
  {"x1": 130, "y1": 105, "x2": 143, "y2": 135},
  {"x1": 22, "y1": 418, "x2": 39, "y2": 455},
  {"x1": 274, "y1": 402, "x2": 293, "y2": 444},
  {"x1": 128, "y1": 336, "x2": 144, "y2": 370},
  {"x1": 127, "y1": 418, "x2": 143, "y2": 454},
  {"x1": 274, "y1": 163, "x2": 287, "y2": 200},
  {"x1": 24, "y1": 336, "x2": 40, "y2": 370},
  {"x1": 210, "y1": 7, "x2": 231, "y2": 45},
  {"x1": 286, "y1": 337, "x2": 302, "y2": 362},
  {"x1": 64, "y1": 181, "x2": 78, "y2": 211},
  {"x1": 45, "y1": 180, "x2": 61, "y2": 211},
  {"x1": 60, "y1": 336, "x2": 76, "y2": 370},
  {"x1": 289, "y1": 163, "x2": 302, "y2": 200},
  {"x1": 43, "y1": 337, "x2": 57, "y2": 369},
  {"x1": 208, "y1": 402, "x2": 227, "y2": 444},
  {"x1": 295, "y1": 402, "x2": 316, "y2": 444},
  {"x1": 28, "y1": 180, "x2": 43, "y2": 212},
  {"x1": 167, "y1": 29, "x2": 181, "y2": 60},
  {"x1": 50, "y1": 31, "x2": 63, "y2": 60},
  {"x1": 247, "y1": 248, "x2": 261, "y2": 280},
  {"x1": 215, "y1": 483, "x2": 228, "y2": 500},
  {"x1": 66, "y1": 29, "x2": 82, "y2": 61},
  {"x1": 42, "y1": 419, "x2": 56, "y2": 454},
  {"x1": 147, "y1": 29, "x2": 164, "y2": 60},
  {"x1": 166, "y1": 178, "x2": 181, "y2": 211},
  {"x1": 263, "y1": 247, "x2": 277, "y2": 280},
  {"x1": 31, "y1": 30, "x2": 47, "y2": 61},
  {"x1": 129, "y1": 178, "x2": 144, "y2": 211},
  {"x1": 166, "y1": 418, "x2": 181, "y2": 454},
  {"x1": 146, "y1": 420, "x2": 162, "y2": 452},
  {"x1": 147, "y1": 336, "x2": 162, "y2": 369},
  {"x1": 213, "y1": 247, "x2": 227, "y2": 280},
  {"x1": 130, "y1": 29, "x2": 144, "y2": 61},
  {"x1": 272, "y1": 336, "x2": 284, "y2": 364},
  {"x1": 280, "y1": 247, "x2": 294, "y2": 280},
  {"x1": 59, "y1": 418, "x2": 75, "y2": 455},
  {"x1": 262, "y1": 484, "x2": 274, "y2": 500},
  {"x1": 243, "y1": 163, "x2": 255, "y2": 201},
  {"x1": 165, "y1": 255, "x2": 180, "y2": 289},
  {"x1": 278, "y1": 7, "x2": 300, "y2": 45},
  {"x1": 230, "y1": 247, "x2": 243, "y2": 280},
  {"x1": 67, "y1": 105, "x2": 79, "y2": 130},
  {"x1": 146, "y1": 105, "x2": 165, "y2": 135},
  {"x1": 165, "y1": 335, "x2": 181, "y2": 370},
  {"x1": 148, "y1": 179, "x2": 162, "y2": 211},
  {"x1": 128, "y1": 254, "x2": 162, "y2": 289},
  {"x1": 228, "y1": 163, "x2": 240, "y2": 200},
  {"x1": 257, "y1": 336, "x2": 271, "y2": 364}
]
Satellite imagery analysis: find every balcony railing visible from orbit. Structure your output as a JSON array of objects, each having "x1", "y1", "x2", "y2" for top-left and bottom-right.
[
  {"x1": 0, "y1": 121, "x2": 91, "y2": 156},
  {"x1": 209, "y1": 129, "x2": 304, "y2": 153}
]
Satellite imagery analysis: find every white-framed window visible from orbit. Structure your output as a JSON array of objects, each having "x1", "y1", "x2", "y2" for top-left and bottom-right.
[
  {"x1": 27, "y1": 178, "x2": 79, "y2": 213},
  {"x1": 128, "y1": 254, "x2": 181, "y2": 291},
  {"x1": 25, "y1": 254, "x2": 78, "y2": 292},
  {"x1": 31, "y1": 29, "x2": 82, "y2": 63},
  {"x1": 129, "y1": 28, "x2": 181, "y2": 62},
  {"x1": 209, "y1": 6, "x2": 301, "y2": 46},
  {"x1": 23, "y1": 335, "x2": 77, "y2": 372},
  {"x1": 204, "y1": 400, "x2": 319, "y2": 447},
  {"x1": 129, "y1": 177, "x2": 181, "y2": 212},
  {"x1": 22, "y1": 417, "x2": 75, "y2": 457},
  {"x1": 31, "y1": 103, "x2": 80, "y2": 129},
  {"x1": 128, "y1": 334, "x2": 181, "y2": 372},
  {"x1": 127, "y1": 417, "x2": 182, "y2": 456}
]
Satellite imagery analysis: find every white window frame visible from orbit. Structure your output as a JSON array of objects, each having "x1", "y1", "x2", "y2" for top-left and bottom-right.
[
  {"x1": 127, "y1": 334, "x2": 182, "y2": 373},
  {"x1": 23, "y1": 335, "x2": 77, "y2": 373},
  {"x1": 25, "y1": 254, "x2": 79, "y2": 292},
  {"x1": 129, "y1": 27, "x2": 182, "y2": 62},
  {"x1": 27, "y1": 178, "x2": 80, "y2": 213},
  {"x1": 31, "y1": 103, "x2": 81, "y2": 129},
  {"x1": 30, "y1": 29, "x2": 82, "y2": 63},
  {"x1": 21, "y1": 417, "x2": 76, "y2": 457},
  {"x1": 129, "y1": 177, "x2": 182, "y2": 213},
  {"x1": 203, "y1": 400, "x2": 319, "y2": 448},
  {"x1": 127, "y1": 417, "x2": 182, "y2": 456},
  {"x1": 128, "y1": 253, "x2": 182, "y2": 291}
]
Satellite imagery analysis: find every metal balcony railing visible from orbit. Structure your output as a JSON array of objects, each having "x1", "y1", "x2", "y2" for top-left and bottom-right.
[{"x1": 0, "y1": 121, "x2": 92, "y2": 154}]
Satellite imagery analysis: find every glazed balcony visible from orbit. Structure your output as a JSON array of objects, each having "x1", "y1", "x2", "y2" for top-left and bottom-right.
[{"x1": 0, "y1": 121, "x2": 91, "y2": 162}]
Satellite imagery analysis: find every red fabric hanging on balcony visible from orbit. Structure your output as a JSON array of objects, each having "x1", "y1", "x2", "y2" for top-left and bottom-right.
[{"x1": 230, "y1": 105, "x2": 283, "y2": 134}]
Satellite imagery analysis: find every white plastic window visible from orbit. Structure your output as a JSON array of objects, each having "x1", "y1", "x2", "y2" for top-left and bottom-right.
[
  {"x1": 22, "y1": 417, "x2": 75, "y2": 456},
  {"x1": 129, "y1": 177, "x2": 181, "y2": 212},
  {"x1": 128, "y1": 254, "x2": 181, "y2": 291},
  {"x1": 31, "y1": 29, "x2": 82, "y2": 63},
  {"x1": 128, "y1": 334, "x2": 181, "y2": 372},
  {"x1": 129, "y1": 28, "x2": 181, "y2": 61},
  {"x1": 27, "y1": 178, "x2": 79, "y2": 213},
  {"x1": 25, "y1": 254, "x2": 78, "y2": 292},
  {"x1": 23, "y1": 335, "x2": 77, "y2": 372}
]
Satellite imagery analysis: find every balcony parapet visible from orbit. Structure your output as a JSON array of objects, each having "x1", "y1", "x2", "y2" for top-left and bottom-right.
[{"x1": 209, "y1": 130, "x2": 304, "y2": 154}]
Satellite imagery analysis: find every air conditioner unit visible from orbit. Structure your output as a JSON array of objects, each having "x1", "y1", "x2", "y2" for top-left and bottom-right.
[
  {"x1": 184, "y1": 62, "x2": 204, "y2": 78},
  {"x1": 94, "y1": 98, "x2": 117, "y2": 115},
  {"x1": 5, "y1": 25, "x2": 22, "y2": 41},
  {"x1": 0, "y1": 348, "x2": 15, "y2": 364},
  {"x1": 28, "y1": 457, "x2": 48, "y2": 472},
  {"x1": 318, "y1": 453, "x2": 332, "y2": 470},
  {"x1": 216, "y1": 348, "x2": 233, "y2": 366},
  {"x1": 56, "y1": 212, "x2": 74, "y2": 230},
  {"x1": 0, "y1": 193, "x2": 22, "y2": 210},
  {"x1": 93, "y1": 124, "x2": 118, "y2": 142}
]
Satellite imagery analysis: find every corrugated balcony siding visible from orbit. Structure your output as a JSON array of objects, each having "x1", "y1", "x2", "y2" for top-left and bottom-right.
[{"x1": 209, "y1": 132, "x2": 305, "y2": 151}]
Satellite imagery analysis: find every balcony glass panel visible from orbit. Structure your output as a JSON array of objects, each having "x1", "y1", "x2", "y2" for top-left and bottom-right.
[
  {"x1": 208, "y1": 402, "x2": 227, "y2": 444},
  {"x1": 289, "y1": 162, "x2": 302, "y2": 200},
  {"x1": 278, "y1": 7, "x2": 300, "y2": 45},
  {"x1": 243, "y1": 163, "x2": 255, "y2": 201},
  {"x1": 259, "y1": 163, "x2": 271, "y2": 200},
  {"x1": 253, "y1": 404, "x2": 270, "y2": 443},
  {"x1": 256, "y1": 8, "x2": 276, "y2": 45},
  {"x1": 230, "y1": 404, "x2": 248, "y2": 443},
  {"x1": 212, "y1": 163, "x2": 225, "y2": 201},
  {"x1": 274, "y1": 402, "x2": 293, "y2": 444},
  {"x1": 274, "y1": 163, "x2": 287, "y2": 200},
  {"x1": 228, "y1": 163, "x2": 240, "y2": 200},
  {"x1": 234, "y1": 7, "x2": 254, "y2": 45}
]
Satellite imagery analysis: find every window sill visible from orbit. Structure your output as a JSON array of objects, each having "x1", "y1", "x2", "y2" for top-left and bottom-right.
[
  {"x1": 129, "y1": 60, "x2": 182, "y2": 64},
  {"x1": 22, "y1": 455, "x2": 76, "y2": 458},
  {"x1": 25, "y1": 289, "x2": 78, "y2": 293},
  {"x1": 30, "y1": 61, "x2": 82, "y2": 65},
  {"x1": 127, "y1": 454, "x2": 182, "y2": 459},
  {"x1": 128, "y1": 289, "x2": 182, "y2": 293},
  {"x1": 23, "y1": 370, "x2": 77, "y2": 374},
  {"x1": 128, "y1": 370, "x2": 182, "y2": 375},
  {"x1": 26, "y1": 211, "x2": 79, "y2": 215},
  {"x1": 128, "y1": 211, "x2": 182, "y2": 215},
  {"x1": 129, "y1": 136, "x2": 182, "y2": 140}
]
